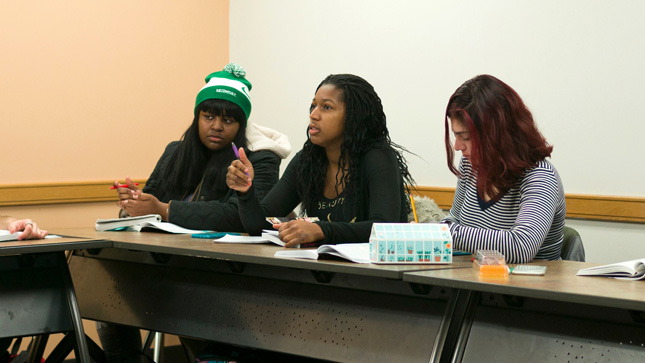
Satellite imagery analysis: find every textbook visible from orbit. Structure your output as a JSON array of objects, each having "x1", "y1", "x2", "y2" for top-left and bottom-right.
[
  {"x1": 576, "y1": 258, "x2": 645, "y2": 280},
  {"x1": 274, "y1": 243, "x2": 370, "y2": 264},
  {"x1": 95, "y1": 214, "x2": 207, "y2": 234}
]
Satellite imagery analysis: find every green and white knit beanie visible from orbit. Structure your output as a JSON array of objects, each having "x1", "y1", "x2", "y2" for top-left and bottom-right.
[{"x1": 195, "y1": 63, "x2": 252, "y2": 122}]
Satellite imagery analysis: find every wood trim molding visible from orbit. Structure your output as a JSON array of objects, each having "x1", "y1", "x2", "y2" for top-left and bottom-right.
[
  {"x1": 413, "y1": 186, "x2": 645, "y2": 223},
  {"x1": 1, "y1": 182, "x2": 644, "y2": 223},
  {"x1": 0, "y1": 180, "x2": 147, "y2": 206},
  {"x1": 413, "y1": 186, "x2": 456, "y2": 211}
]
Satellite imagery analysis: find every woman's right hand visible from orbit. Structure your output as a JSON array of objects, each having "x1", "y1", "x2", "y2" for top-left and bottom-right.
[
  {"x1": 8, "y1": 219, "x2": 48, "y2": 240},
  {"x1": 113, "y1": 177, "x2": 141, "y2": 206},
  {"x1": 226, "y1": 147, "x2": 254, "y2": 194}
]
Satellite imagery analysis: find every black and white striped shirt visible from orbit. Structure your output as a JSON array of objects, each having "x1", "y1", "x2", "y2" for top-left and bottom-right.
[{"x1": 443, "y1": 158, "x2": 565, "y2": 263}]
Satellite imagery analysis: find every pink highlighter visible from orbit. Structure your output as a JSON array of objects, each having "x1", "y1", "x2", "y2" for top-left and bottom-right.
[{"x1": 109, "y1": 183, "x2": 139, "y2": 190}]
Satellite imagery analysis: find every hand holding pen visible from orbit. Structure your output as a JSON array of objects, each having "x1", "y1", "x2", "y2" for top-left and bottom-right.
[
  {"x1": 226, "y1": 143, "x2": 254, "y2": 194},
  {"x1": 111, "y1": 177, "x2": 168, "y2": 219},
  {"x1": 109, "y1": 182, "x2": 139, "y2": 190},
  {"x1": 111, "y1": 177, "x2": 142, "y2": 206}
]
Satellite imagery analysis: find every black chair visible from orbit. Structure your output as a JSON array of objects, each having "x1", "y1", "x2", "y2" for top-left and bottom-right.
[{"x1": 561, "y1": 226, "x2": 585, "y2": 262}]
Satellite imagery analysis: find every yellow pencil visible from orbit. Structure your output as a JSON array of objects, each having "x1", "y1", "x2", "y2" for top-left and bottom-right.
[{"x1": 410, "y1": 194, "x2": 418, "y2": 223}]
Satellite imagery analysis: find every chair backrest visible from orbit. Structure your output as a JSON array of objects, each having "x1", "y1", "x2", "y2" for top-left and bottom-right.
[{"x1": 561, "y1": 226, "x2": 585, "y2": 262}]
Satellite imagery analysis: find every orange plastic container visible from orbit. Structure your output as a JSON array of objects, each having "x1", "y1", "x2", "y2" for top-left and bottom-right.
[
  {"x1": 472, "y1": 250, "x2": 509, "y2": 279},
  {"x1": 472, "y1": 259, "x2": 509, "y2": 279}
]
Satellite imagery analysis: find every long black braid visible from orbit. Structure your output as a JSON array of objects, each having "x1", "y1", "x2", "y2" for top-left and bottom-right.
[
  {"x1": 159, "y1": 98, "x2": 248, "y2": 197},
  {"x1": 296, "y1": 74, "x2": 415, "y2": 216}
]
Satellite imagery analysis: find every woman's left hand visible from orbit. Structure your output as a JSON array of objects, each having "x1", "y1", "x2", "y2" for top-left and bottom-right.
[
  {"x1": 9, "y1": 219, "x2": 48, "y2": 240},
  {"x1": 276, "y1": 220, "x2": 324, "y2": 247},
  {"x1": 226, "y1": 147, "x2": 254, "y2": 194}
]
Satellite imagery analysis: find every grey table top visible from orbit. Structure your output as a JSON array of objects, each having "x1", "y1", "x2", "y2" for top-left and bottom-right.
[
  {"x1": 54, "y1": 227, "x2": 473, "y2": 280},
  {"x1": 404, "y1": 259, "x2": 645, "y2": 311},
  {"x1": 0, "y1": 235, "x2": 111, "y2": 256}
]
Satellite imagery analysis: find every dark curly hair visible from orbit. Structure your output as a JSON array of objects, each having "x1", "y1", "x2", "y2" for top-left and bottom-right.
[
  {"x1": 296, "y1": 74, "x2": 415, "y2": 216},
  {"x1": 159, "y1": 98, "x2": 248, "y2": 196},
  {"x1": 445, "y1": 74, "x2": 553, "y2": 200}
]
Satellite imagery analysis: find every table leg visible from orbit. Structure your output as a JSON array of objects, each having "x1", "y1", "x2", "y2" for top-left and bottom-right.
[
  {"x1": 27, "y1": 335, "x2": 49, "y2": 363},
  {"x1": 58, "y1": 252, "x2": 91, "y2": 363},
  {"x1": 450, "y1": 290, "x2": 480, "y2": 363},
  {"x1": 429, "y1": 288, "x2": 460, "y2": 363}
]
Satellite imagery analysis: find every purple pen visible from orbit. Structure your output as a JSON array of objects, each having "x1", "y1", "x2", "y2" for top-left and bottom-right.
[{"x1": 232, "y1": 142, "x2": 250, "y2": 178}]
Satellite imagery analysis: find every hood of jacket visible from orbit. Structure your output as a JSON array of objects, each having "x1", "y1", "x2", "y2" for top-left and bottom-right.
[{"x1": 245, "y1": 122, "x2": 292, "y2": 159}]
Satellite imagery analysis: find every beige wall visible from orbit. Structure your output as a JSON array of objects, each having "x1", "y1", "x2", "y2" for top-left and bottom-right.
[
  {"x1": 2, "y1": 1, "x2": 230, "y2": 358},
  {"x1": 0, "y1": 202, "x2": 116, "y2": 228},
  {"x1": 0, "y1": 1, "x2": 230, "y2": 227}
]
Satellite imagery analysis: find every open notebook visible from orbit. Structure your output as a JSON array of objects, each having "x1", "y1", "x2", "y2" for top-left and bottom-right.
[
  {"x1": 274, "y1": 243, "x2": 370, "y2": 264},
  {"x1": 577, "y1": 258, "x2": 645, "y2": 280},
  {"x1": 95, "y1": 214, "x2": 207, "y2": 234}
]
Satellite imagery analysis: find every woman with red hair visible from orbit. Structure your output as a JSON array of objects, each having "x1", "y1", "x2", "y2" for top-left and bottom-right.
[{"x1": 443, "y1": 75, "x2": 565, "y2": 263}]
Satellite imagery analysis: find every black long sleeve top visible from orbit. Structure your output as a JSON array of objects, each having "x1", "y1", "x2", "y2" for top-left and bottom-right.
[{"x1": 238, "y1": 146, "x2": 408, "y2": 244}]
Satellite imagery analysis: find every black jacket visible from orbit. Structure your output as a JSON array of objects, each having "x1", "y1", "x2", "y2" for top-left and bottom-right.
[{"x1": 144, "y1": 141, "x2": 281, "y2": 231}]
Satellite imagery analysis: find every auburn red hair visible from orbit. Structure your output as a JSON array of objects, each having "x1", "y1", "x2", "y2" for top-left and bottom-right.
[{"x1": 444, "y1": 75, "x2": 553, "y2": 200}]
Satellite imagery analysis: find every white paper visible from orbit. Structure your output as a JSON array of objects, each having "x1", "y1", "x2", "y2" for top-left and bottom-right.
[
  {"x1": 0, "y1": 230, "x2": 22, "y2": 242},
  {"x1": 216, "y1": 235, "x2": 271, "y2": 243},
  {"x1": 261, "y1": 229, "x2": 286, "y2": 247},
  {"x1": 274, "y1": 249, "x2": 319, "y2": 260},
  {"x1": 139, "y1": 221, "x2": 206, "y2": 234},
  {"x1": 0, "y1": 230, "x2": 61, "y2": 242},
  {"x1": 577, "y1": 258, "x2": 645, "y2": 280},
  {"x1": 274, "y1": 243, "x2": 370, "y2": 264},
  {"x1": 213, "y1": 230, "x2": 286, "y2": 247},
  {"x1": 319, "y1": 243, "x2": 371, "y2": 263}
]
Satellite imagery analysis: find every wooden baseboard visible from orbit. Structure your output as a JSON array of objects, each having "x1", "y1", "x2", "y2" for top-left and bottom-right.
[{"x1": 1, "y1": 182, "x2": 644, "y2": 223}]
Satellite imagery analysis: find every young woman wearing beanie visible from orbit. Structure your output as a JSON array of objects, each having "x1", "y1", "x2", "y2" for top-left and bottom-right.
[
  {"x1": 99, "y1": 64, "x2": 291, "y2": 363},
  {"x1": 442, "y1": 74, "x2": 565, "y2": 264},
  {"x1": 227, "y1": 73, "x2": 415, "y2": 246},
  {"x1": 113, "y1": 63, "x2": 291, "y2": 232}
]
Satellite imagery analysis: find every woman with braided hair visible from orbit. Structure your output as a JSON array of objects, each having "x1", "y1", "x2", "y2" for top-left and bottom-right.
[{"x1": 227, "y1": 73, "x2": 414, "y2": 246}]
